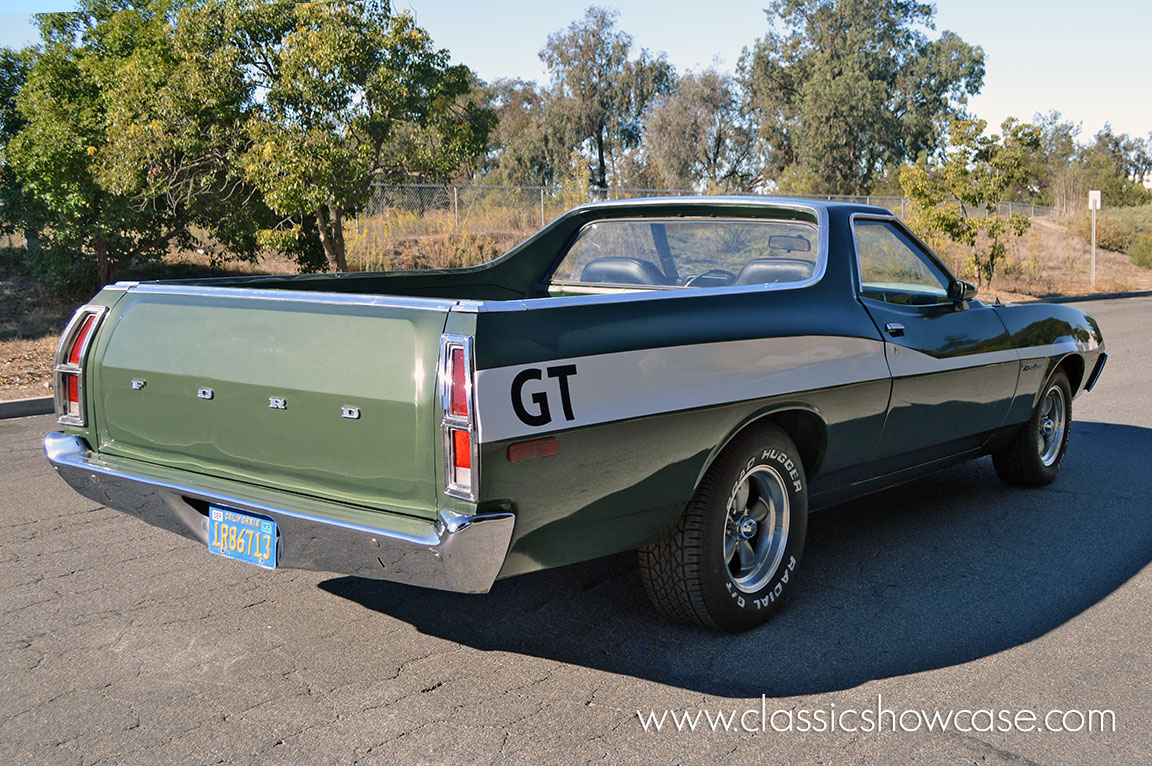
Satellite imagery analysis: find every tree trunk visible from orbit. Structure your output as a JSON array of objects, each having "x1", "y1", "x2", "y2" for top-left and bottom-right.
[
  {"x1": 330, "y1": 206, "x2": 346, "y2": 271},
  {"x1": 94, "y1": 233, "x2": 112, "y2": 286},
  {"x1": 315, "y1": 206, "x2": 348, "y2": 272},
  {"x1": 595, "y1": 128, "x2": 608, "y2": 197}
]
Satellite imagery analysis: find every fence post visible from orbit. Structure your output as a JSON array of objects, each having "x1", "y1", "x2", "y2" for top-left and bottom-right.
[
  {"x1": 900, "y1": 197, "x2": 905, "y2": 219},
  {"x1": 540, "y1": 188, "x2": 545, "y2": 227},
  {"x1": 453, "y1": 186, "x2": 459, "y2": 230}
]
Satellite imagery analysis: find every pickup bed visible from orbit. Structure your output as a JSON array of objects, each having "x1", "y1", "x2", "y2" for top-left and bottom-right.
[{"x1": 45, "y1": 197, "x2": 1106, "y2": 631}]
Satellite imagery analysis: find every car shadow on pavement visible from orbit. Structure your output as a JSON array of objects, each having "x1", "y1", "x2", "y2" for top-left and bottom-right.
[{"x1": 320, "y1": 421, "x2": 1152, "y2": 698}]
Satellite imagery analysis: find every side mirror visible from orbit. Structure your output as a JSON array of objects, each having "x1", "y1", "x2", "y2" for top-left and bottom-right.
[{"x1": 948, "y1": 280, "x2": 978, "y2": 304}]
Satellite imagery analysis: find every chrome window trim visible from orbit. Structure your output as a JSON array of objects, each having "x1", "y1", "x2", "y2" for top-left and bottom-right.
[
  {"x1": 848, "y1": 213, "x2": 959, "y2": 302},
  {"x1": 53, "y1": 304, "x2": 107, "y2": 426},
  {"x1": 438, "y1": 334, "x2": 479, "y2": 502},
  {"x1": 534, "y1": 209, "x2": 828, "y2": 308}
]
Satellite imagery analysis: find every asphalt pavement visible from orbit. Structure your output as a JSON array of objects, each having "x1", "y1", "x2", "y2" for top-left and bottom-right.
[{"x1": 1, "y1": 296, "x2": 1150, "y2": 764}]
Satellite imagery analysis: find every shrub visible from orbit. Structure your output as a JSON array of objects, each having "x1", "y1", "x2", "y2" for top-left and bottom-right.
[
  {"x1": 1130, "y1": 234, "x2": 1152, "y2": 269},
  {"x1": 1068, "y1": 204, "x2": 1152, "y2": 253}
]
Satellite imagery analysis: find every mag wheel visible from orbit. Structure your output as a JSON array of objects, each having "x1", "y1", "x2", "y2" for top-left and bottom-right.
[
  {"x1": 993, "y1": 370, "x2": 1072, "y2": 487},
  {"x1": 639, "y1": 425, "x2": 808, "y2": 632}
]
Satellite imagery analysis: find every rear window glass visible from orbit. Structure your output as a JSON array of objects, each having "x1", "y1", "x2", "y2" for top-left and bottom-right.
[{"x1": 549, "y1": 219, "x2": 820, "y2": 290}]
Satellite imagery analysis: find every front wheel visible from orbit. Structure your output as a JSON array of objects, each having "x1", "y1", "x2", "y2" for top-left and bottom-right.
[
  {"x1": 993, "y1": 370, "x2": 1072, "y2": 486},
  {"x1": 638, "y1": 426, "x2": 808, "y2": 632}
]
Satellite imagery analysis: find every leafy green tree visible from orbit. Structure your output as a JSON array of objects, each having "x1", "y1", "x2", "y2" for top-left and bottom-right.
[
  {"x1": 642, "y1": 69, "x2": 763, "y2": 192},
  {"x1": 900, "y1": 118, "x2": 1041, "y2": 285},
  {"x1": 217, "y1": 0, "x2": 493, "y2": 271},
  {"x1": 1075, "y1": 126, "x2": 1152, "y2": 208},
  {"x1": 1016, "y1": 111, "x2": 1081, "y2": 209},
  {"x1": 5, "y1": 1, "x2": 279, "y2": 288},
  {"x1": 7, "y1": 6, "x2": 182, "y2": 287},
  {"x1": 1016, "y1": 113, "x2": 1151, "y2": 212},
  {"x1": 481, "y1": 78, "x2": 567, "y2": 187},
  {"x1": 741, "y1": 0, "x2": 984, "y2": 194},
  {"x1": 540, "y1": 6, "x2": 674, "y2": 192},
  {"x1": 0, "y1": 47, "x2": 38, "y2": 244}
]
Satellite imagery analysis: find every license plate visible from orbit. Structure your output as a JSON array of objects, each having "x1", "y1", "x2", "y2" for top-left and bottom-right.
[{"x1": 208, "y1": 505, "x2": 278, "y2": 570}]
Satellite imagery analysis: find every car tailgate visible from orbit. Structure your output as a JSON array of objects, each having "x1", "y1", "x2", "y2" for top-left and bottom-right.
[{"x1": 90, "y1": 284, "x2": 453, "y2": 517}]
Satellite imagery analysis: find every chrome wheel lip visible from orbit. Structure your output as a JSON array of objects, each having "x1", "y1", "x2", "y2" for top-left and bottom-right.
[
  {"x1": 724, "y1": 464, "x2": 790, "y2": 594},
  {"x1": 1038, "y1": 384, "x2": 1066, "y2": 467}
]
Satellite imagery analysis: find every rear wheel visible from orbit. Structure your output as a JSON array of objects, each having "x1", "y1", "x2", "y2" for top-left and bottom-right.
[
  {"x1": 638, "y1": 426, "x2": 808, "y2": 632},
  {"x1": 993, "y1": 370, "x2": 1072, "y2": 486}
]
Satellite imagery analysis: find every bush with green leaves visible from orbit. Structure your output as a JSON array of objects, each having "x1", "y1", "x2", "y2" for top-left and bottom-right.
[
  {"x1": 1128, "y1": 234, "x2": 1152, "y2": 269},
  {"x1": 901, "y1": 118, "x2": 1041, "y2": 285}
]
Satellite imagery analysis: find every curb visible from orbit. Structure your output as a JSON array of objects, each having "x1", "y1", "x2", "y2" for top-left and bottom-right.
[
  {"x1": 0, "y1": 396, "x2": 54, "y2": 419},
  {"x1": 1036, "y1": 289, "x2": 1152, "y2": 304}
]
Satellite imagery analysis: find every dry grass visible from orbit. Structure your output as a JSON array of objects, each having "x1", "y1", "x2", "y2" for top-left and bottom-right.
[
  {"x1": 2, "y1": 214, "x2": 1147, "y2": 401},
  {"x1": 931, "y1": 217, "x2": 1152, "y2": 302},
  {"x1": 345, "y1": 209, "x2": 533, "y2": 272}
]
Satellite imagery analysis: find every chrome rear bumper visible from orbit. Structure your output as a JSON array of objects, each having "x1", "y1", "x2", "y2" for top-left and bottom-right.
[{"x1": 43, "y1": 432, "x2": 514, "y2": 593}]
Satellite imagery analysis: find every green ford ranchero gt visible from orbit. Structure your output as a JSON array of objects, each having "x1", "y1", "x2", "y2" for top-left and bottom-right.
[{"x1": 44, "y1": 197, "x2": 1106, "y2": 632}]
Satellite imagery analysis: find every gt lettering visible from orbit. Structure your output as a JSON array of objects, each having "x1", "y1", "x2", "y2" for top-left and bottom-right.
[{"x1": 510, "y1": 364, "x2": 578, "y2": 426}]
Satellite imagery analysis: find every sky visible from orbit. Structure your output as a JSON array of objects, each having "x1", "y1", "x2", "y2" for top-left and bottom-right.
[{"x1": 2, "y1": 0, "x2": 1150, "y2": 141}]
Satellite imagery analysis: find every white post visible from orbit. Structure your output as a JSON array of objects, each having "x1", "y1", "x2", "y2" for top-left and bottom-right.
[
  {"x1": 1091, "y1": 206, "x2": 1097, "y2": 287},
  {"x1": 1089, "y1": 190, "x2": 1101, "y2": 288},
  {"x1": 453, "y1": 186, "x2": 459, "y2": 230},
  {"x1": 540, "y1": 188, "x2": 545, "y2": 226}
]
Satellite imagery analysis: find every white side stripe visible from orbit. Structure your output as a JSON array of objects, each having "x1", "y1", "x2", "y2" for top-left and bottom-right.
[
  {"x1": 887, "y1": 340, "x2": 1079, "y2": 378},
  {"x1": 474, "y1": 337, "x2": 1085, "y2": 443},
  {"x1": 474, "y1": 336, "x2": 889, "y2": 443}
]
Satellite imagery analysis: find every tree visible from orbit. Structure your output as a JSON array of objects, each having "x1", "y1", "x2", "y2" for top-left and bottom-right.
[
  {"x1": 642, "y1": 69, "x2": 763, "y2": 192},
  {"x1": 0, "y1": 47, "x2": 38, "y2": 243},
  {"x1": 222, "y1": 0, "x2": 493, "y2": 271},
  {"x1": 741, "y1": 0, "x2": 984, "y2": 194},
  {"x1": 540, "y1": 6, "x2": 674, "y2": 192},
  {"x1": 7, "y1": 5, "x2": 188, "y2": 287},
  {"x1": 900, "y1": 118, "x2": 1041, "y2": 285},
  {"x1": 1075, "y1": 126, "x2": 1152, "y2": 209},
  {"x1": 1016, "y1": 111, "x2": 1081, "y2": 209},
  {"x1": 4, "y1": 1, "x2": 281, "y2": 288},
  {"x1": 481, "y1": 78, "x2": 566, "y2": 187}
]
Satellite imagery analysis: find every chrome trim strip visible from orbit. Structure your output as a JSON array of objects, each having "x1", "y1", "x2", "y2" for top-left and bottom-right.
[
  {"x1": 43, "y1": 433, "x2": 514, "y2": 594},
  {"x1": 123, "y1": 282, "x2": 468, "y2": 312},
  {"x1": 459, "y1": 204, "x2": 831, "y2": 313},
  {"x1": 53, "y1": 305, "x2": 107, "y2": 426}
]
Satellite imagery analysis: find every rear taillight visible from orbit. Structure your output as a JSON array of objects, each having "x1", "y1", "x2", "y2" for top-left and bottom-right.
[
  {"x1": 54, "y1": 305, "x2": 107, "y2": 426},
  {"x1": 439, "y1": 334, "x2": 477, "y2": 500}
]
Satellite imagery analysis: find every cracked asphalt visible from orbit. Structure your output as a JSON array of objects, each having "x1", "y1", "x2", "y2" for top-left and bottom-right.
[{"x1": 2, "y1": 296, "x2": 1150, "y2": 765}]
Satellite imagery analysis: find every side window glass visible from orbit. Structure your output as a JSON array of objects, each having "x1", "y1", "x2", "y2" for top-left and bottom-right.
[{"x1": 854, "y1": 220, "x2": 950, "y2": 305}]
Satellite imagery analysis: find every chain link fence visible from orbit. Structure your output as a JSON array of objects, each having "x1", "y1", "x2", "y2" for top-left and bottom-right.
[
  {"x1": 346, "y1": 183, "x2": 1053, "y2": 270},
  {"x1": 359, "y1": 183, "x2": 1052, "y2": 228}
]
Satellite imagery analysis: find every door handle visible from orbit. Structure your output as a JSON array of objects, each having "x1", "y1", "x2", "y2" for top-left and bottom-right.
[{"x1": 885, "y1": 322, "x2": 905, "y2": 338}]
